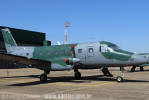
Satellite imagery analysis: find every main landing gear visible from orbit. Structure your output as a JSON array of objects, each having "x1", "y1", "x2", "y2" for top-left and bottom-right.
[
  {"x1": 117, "y1": 66, "x2": 125, "y2": 82},
  {"x1": 101, "y1": 67, "x2": 125, "y2": 82},
  {"x1": 101, "y1": 67, "x2": 113, "y2": 77},
  {"x1": 74, "y1": 68, "x2": 81, "y2": 79},
  {"x1": 40, "y1": 70, "x2": 50, "y2": 82}
]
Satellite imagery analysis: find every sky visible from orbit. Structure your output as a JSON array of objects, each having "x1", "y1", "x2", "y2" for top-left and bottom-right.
[{"x1": 0, "y1": 0, "x2": 149, "y2": 53}]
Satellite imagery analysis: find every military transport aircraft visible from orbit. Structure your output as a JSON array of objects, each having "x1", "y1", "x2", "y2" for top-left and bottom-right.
[
  {"x1": 130, "y1": 53, "x2": 149, "y2": 72},
  {"x1": 0, "y1": 28, "x2": 148, "y2": 82}
]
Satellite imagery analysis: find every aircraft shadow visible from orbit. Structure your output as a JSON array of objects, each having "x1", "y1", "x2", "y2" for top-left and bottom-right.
[
  {"x1": 128, "y1": 69, "x2": 149, "y2": 73},
  {"x1": 0, "y1": 75, "x2": 39, "y2": 79},
  {"x1": 8, "y1": 75, "x2": 149, "y2": 86}
]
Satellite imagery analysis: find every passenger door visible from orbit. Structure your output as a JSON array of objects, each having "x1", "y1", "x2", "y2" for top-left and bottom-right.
[
  {"x1": 85, "y1": 46, "x2": 96, "y2": 64},
  {"x1": 75, "y1": 45, "x2": 86, "y2": 64}
]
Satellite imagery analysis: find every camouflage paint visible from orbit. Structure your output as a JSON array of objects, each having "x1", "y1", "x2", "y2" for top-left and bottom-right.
[
  {"x1": 1, "y1": 28, "x2": 147, "y2": 71},
  {"x1": 1, "y1": 29, "x2": 17, "y2": 46},
  {"x1": 100, "y1": 41, "x2": 134, "y2": 61},
  {"x1": 33, "y1": 44, "x2": 77, "y2": 66}
]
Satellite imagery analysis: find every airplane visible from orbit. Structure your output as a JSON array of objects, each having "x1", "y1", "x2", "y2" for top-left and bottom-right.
[
  {"x1": 0, "y1": 28, "x2": 148, "y2": 83},
  {"x1": 130, "y1": 53, "x2": 149, "y2": 72}
]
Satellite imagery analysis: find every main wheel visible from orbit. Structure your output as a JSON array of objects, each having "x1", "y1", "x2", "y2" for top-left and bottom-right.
[
  {"x1": 116, "y1": 76, "x2": 123, "y2": 82},
  {"x1": 140, "y1": 66, "x2": 144, "y2": 71},
  {"x1": 74, "y1": 72, "x2": 81, "y2": 79},
  {"x1": 40, "y1": 74, "x2": 47, "y2": 82}
]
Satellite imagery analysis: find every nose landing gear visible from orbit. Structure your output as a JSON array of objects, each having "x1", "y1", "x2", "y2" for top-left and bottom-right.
[{"x1": 117, "y1": 66, "x2": 125, "y2": 82}]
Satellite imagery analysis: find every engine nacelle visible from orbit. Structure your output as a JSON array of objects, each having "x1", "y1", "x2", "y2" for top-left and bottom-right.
[{"x1": 65, "y1": 58, "x2": 80, "y2": 65}]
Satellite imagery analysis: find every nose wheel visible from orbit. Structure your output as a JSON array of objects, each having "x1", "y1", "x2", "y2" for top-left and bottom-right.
[
  {"x1": 116, "y1": 76, "x2": 123, "y2": 82},
  {"x1": 117, "y1": 66, "x2": 125, "y2": 82}
]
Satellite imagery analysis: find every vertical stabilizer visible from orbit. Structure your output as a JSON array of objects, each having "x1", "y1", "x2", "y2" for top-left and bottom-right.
[{"x1": 1, "y1": 28, "x2": 17, "y2": 53}]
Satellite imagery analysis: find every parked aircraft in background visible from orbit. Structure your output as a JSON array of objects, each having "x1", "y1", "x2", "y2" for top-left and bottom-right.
[
  {"x1": 131, "y1": 53, "x2": 149, "y2": 72},
  {"x1": 0, "y1": 28, "x2": 148, "y2": 82}
]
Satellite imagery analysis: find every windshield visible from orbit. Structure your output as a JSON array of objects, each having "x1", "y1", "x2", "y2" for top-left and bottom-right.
[
  {"x1": 108, "y1": 46, "x2": 120, "y2": 51},
  {"x1": 100, "y1": 45, "x2": 114, "y2": 52}
]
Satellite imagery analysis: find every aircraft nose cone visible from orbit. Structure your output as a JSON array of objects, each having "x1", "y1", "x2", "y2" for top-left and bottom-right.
[{"x1": 132, "y1": 54, "x2": 148, "y2": 65}]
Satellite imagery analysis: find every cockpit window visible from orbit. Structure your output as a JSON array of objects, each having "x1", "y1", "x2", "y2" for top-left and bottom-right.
[
  {"x1": 108, "y1": 46, "x2": 120, "y2": 51},
  {"x1": 100, "y1": 45, "x2": 114, "y2": 52},
  {"x1": 100, "y1": 46, "x2": 107, "y2": 52}
]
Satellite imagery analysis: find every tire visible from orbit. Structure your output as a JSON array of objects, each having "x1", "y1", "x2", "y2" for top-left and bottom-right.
[
  {"x1": 116, "y1": 76, "x2": 123, "y2": 82},
  {"x1": 75, "y1": 72, "x2": 81, "y2": 79},
  {"x1": 40, "y1": 74, "x2": 47, "y2": 82}
]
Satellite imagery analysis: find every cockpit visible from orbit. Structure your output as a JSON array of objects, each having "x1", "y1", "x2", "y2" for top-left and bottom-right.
[
  {"x1": 100, "y1": 41, "x2": 121, "y2": 53},
  {"x1": 108, "y1": 45, "x2": 121, "y2": 51}
]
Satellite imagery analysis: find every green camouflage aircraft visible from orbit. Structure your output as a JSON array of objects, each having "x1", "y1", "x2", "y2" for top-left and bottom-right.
[
  {"x1": 0, "y1": 28, "x2": 148, "y2": 82},
  {"x1": 130, "y1": 53, "x2": 149, "y2": 72}
]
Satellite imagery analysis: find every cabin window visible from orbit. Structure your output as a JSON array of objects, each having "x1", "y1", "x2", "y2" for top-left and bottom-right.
[
  {"x1": 88, "y1": 48, "x2": 94, "y2": 53},
  {"x1": 78, "y1": 49, "x2": 82, "y2": 53},
  {"x1": 26, "y1": 53, "x2": 29, "y2": 56}
]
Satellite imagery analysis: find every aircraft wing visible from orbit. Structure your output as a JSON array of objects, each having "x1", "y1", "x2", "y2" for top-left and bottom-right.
[{"x1": 0, "y1": 53, "x2": 51, "y2": 70}]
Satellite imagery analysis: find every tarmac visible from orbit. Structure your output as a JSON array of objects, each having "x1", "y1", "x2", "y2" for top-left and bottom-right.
[{"x1": 0, "y1": 67, "x2": 149, "y2": 100}]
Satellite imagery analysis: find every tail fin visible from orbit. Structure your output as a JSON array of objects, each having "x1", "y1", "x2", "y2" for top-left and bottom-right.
[{"x1": 1, "y1": 28, "x2": 17, "y2": 53}]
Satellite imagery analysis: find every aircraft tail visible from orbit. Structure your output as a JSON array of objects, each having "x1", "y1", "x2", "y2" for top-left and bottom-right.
[{"x1": 1, "y1": 28, "x2": 17, "y2": 53}]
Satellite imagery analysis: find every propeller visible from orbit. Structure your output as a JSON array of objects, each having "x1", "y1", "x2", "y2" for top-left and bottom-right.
[{"x1": 65, "y1": 44, "x2": 80, "y2": 65}]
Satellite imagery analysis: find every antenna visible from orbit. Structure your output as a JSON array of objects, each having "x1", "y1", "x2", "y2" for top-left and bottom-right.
[{"x1": 64, "y1": 21, "x2": 71, "y2": 44}]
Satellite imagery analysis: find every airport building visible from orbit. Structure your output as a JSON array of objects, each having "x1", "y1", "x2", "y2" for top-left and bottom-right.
[{"x1": 0, "y1": 26, "x2": 51, "y2": 68}]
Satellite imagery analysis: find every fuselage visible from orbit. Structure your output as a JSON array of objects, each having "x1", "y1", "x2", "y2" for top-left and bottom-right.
[
  {"x1": 8, "y1": 41, "x2": 148, "y2": 71},
  {"x1": 74, "y1": 42, "x2": 147, "y2": 68},
  {"x1": 137, "y1": 53, "x2": 149, "y2": 66}
]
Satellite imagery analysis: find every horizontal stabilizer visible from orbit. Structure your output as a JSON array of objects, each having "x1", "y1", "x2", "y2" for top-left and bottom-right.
[{"x1": 0, "y1": 53, "x2": 51, "y2": 70}]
